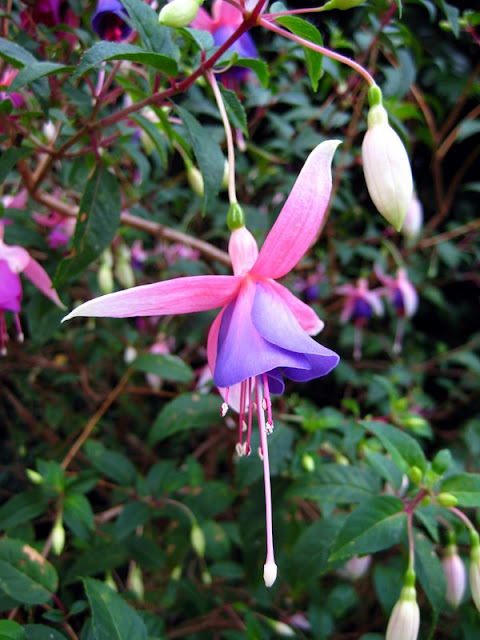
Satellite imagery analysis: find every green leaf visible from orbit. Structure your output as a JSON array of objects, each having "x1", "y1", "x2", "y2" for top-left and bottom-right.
[
  {"x1": 84, "y1": 578, "x2": 148, "y2": 640},
  {"x1": 178, "y1": 27, "x2": 215, "y2": 51},
  {"x1": 290, "y1": 516, "x2": 345, "y2": 583},
  {"x1": 361, "y1": 420, "x2": 427, "y2": 474},
  {"x1": 130, "y1": 113, "x2": 169, "y2": 166},
  {"x1": 235, "y1": 58, "x2": 269, "y2": 88},
  {"x1": 440, "y1": 473, "x2": 480, "y2": 506},
  {"x1": 175, "y1": 105, "x2": 225, "y2": 214},
  {"x1": 149, "y1": 392, "x2": 220, "y2": 445},
  {"x1": 364, "y1": 450, "x2": 403, "y2": 490},
  {"x1": 287, "y1": 464, "x2": 380, "y2": 506},
  {"x1": 330, "y1": 496, "x2": 406, "y2": 562},
  {"x1": 114, "y1": 503, "x2": 153, "y2": 541},
  {"x1": 219, "y1": 85, "x2": 248, "y2": 135},
  {"x1": 438, "y1": 0, "x2": 460, "y2": 37},
  {"x1": 132, "y1": 353, "x2": 194, "y2": 383},
  {"x1": 24, "y1": 626, "x2": 67, "y2": 640},
  {"x1": 0, "y1": 620, "x2": 27, "y2": 640},
  {"x1": 65, "y1": 544, "x2": 129, "y2": 585},
  {"x1": 119, "y1": 0, "x2": 179, "y2": 56},
  {"x1": 64, "y1": 493, "x2": 95, "y2": 540},
  {"x1": 274, "y1": 16, "x2": 323, "y2": 91},
  {"x1": 0, "y1": 490, "x2": 49, "y2": 531},
  {"x1": 0, "y1": 147, "x2": 32, "y2": 184},
  {"x1": 54, "y1": 166, "x2": 121, "y2": 286},
  {"x1": 0, "y1": 37, "x2": 36, "y2": 67},
  {"x1": 73, "y1": 42, "x2": 177, "y2": 80},
  {"x1": 9, "y1": 62, "x2": 74, "y2": 91},
  {"x1": 0, "y1": 538, "x2": 58, "y2": 605},
  {"x1": 414, "y1": 529, "x2": 446, "y2": 614},
  {"x1": 84, "y1": 441, "x2": 137, "y2": 486}
]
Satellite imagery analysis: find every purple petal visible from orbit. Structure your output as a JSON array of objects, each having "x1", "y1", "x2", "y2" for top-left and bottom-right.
[
  {"x1": 91, "y1": 0, "x2": 131, "y2": 41},
  {"x1": 0, "y1": 260, "x2": 22, "y2": 312},
  {"x1": 251, "y1": 282, "x2": 339, "y2": 380},
  {"x1": 213, "y1": 279, "x2": 311, "y2": 388}
]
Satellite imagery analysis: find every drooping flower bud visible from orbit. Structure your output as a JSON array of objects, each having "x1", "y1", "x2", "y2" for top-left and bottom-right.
[
  {"x1": 190, "y1": 523, "x2": 206, "y2": 557},
  {"x1": 386, "y1": 571, "x2": 420, "y2": 640},
  {"x1": 362, "y1": 85, "x2": 413, "y2": 232},
  {"x1": 186, "y1": 165, "x2": 204, "y2": 198},
  {"x1": 402, "y1": 193, "x2": 423, "y2": 241},
  {"x1": 469, "y1": 530, "x2": 480, "y2": 611},
  {"x1": 343, "y1": 554, "x2": 372, "y2": 580},
  {"x1": 442, "y1": 543, "x2": 466, "y2": 608},
  {"x1": 159, "y1": 0, "x2": 203, "y2": 28}
]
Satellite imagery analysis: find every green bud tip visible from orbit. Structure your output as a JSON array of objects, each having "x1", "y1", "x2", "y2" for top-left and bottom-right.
[
  {"x1": 368, "y1": 84, "x2": 383, "y2": 108},
  {"x1": 470, "y1": 529, "x2": 480, "y2": 548},
  {"x1": 227, "y1": 202, "x2": 245, "y2": 231}
]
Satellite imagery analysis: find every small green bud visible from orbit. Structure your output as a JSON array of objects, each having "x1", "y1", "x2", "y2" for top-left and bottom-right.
[
  {"x1": 437, "y1": 492, "x2": 458, "y2": 508},
  {"x1": 420, "y1": 495, "x2": 431, "y2": 507},
  {"x1": 26, "y1": 469, "x2": 44, "y2": 485},
  {"x1": 201, "y1": 569, "x2": 212, "y2": 585},
  {"x1": 159, "y1": 0, "x2": 202, "y2": 28},
  {"x1": 301, "y1": 453, "x2": 315, "y2": 473},
  {"x1": 171, "y1": 565, "x2": 182, "y2": 581},
  {"x1": 52, "y1": 517, "x2": 65, "y2": 556},
  {"x1": 190, "y1": 523, "x2": 206, "y2": 557},
  {"x1": 129, "y1": 564, "x2": 145, "y2": 601},
  {"x1": 98, "y1": 262, "x2": 114, "y2": 294},
  {"x1": 187, "y1": 165, "x2": 204, "y2": 198},
  {"x1": 227, "y1": 202, "x2": 245, "y2": 231},
  {"x1": 409, "y1": 466, "x2": 423, "y2": 485},
  {"x1": 432, "y1": 449, "x2": 452, "y2": 475},
  {"x1": 115, "y1": 258, "x2": 135, "y2": 289}
]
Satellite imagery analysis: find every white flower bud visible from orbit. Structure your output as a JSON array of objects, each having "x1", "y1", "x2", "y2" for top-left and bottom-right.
[
  {"x1": 343, "y1": 554, "x2": 372, "y2": 580},
  {"x1": 98, "y1": 261, "x2": 114, "y2": 294},
  {"x1": 386, "y1": 585, "x2": 420, "y2": 640},
  {"x1": 442, "y1": 545, "x2": 466, "y2": 608},
  {"x1": 52, "y1": 517, "x2": 66, "y2": 556},
  {"x1": 362, "y1": 87, "x2": 413, "y2": 232},
  {"x1": 264, "y1": 560, "x2": 277, "y2": 587},
  {"x1": 187, "y1": 165, "x2": 204, "y2": 197},
  {"x1": 190, "y1": 523, "x2": 206, "y2": 557},
  {"x1": 159, "y1": 0, "x2": 201, "y2": 28}
]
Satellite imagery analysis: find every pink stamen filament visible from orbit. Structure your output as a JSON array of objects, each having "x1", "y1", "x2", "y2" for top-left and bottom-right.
[
  {"x1": 256, "y1": 375, "x2": 277, "y2": 587},
  {"x1": 14, "y1": 313, "x2": 24, "y2": 342},
  {"x1": 262, "y1": 373, "x2": 274, "y2": 431},
  {"x1": 246, "y1": 377, "x2": 253, "y2": 456}
]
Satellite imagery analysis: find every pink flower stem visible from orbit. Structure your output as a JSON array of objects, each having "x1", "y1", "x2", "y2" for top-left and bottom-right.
[
  {"x1": 206, "y1": 70, "x2": 237, "y2": 204},
  {"x1": 407, "y1": 510, "x2": 415, "y2": 572},
  {"x1": 258, "y1": 17, "x2": 376, "y2": 87},
  {"x1": 448, "y1": 506, "x2": 476, "y2": 532},
  {"x1": 256, "y1": 376, "x2": 277, "y2": 586}
]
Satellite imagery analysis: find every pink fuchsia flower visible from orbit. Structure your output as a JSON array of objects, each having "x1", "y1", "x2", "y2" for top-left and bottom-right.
[
  {"x1": 191, "y1": 0, "x2": 259, "y2": 87},
  {"x1": 33, "y1": 211, "x2": 75, "y2": 249},
  {"x1": 91, "y1": 0, "x2": 131, "y2": 41},
  {"x1": 375, "y1": 266, "x2": 418, "y2": 354},
  {"x1": 63, "y1": 140, "x2": 341, "y2": 586},
  {"x1": 0, "y1": 68, "x2": 23, "y2": 109},
  {"x1": 20, "y1": 0, "x2": 79, "y2": 47},
  {"x1": 0, "y1": 224, "x2": 64, "y2": 354},
  {"x1": 336, "y1": 277, "x2": 383, "y2": 360}
]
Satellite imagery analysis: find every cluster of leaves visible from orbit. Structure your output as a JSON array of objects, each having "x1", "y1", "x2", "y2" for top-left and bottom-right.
[{"x1": 1, "y1": 0, "x2": 480, "y2": 638}]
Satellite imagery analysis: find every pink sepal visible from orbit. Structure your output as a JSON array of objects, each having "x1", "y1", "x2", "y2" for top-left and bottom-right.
[
  {"x1": 212, "y1": 0, "x2": 243, "y2": 26},
  {"x1": 0, "y1": 241, "x2": 30, "y2": 273},
  {"x1": 23, "y1": 258, "x2": 65, "y2": 308},
  {"x1": 63, "y1": 275, "x2": 242, "y2": 321},
  {"x1": 251, "y1": 140, "x2": 340, "y2": 280}
]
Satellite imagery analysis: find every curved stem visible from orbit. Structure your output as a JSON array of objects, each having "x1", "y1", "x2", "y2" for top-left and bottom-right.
[
  {"x1": 259, "y1": 17, "x2": 376, "y2": 87},
  {"x1": 206, "y1": 71, "x2": 237, "y2": 205},
  {"x1": 448, "y1": 506, "x2": 476, "y2": 532}
]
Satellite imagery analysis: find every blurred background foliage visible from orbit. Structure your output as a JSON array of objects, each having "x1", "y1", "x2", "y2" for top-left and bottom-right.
[{"x1": 0, "y1": 0, "x2": 480, "y2": 638}]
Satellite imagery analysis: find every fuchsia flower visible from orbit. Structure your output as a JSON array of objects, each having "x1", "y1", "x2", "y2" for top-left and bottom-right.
[
  {"x1": 336, "y1": 277, "x2": 383, "y2": 360},
  {"x1": 0, "y1": 224, "x2": 64, "y2": 354},
  {"x1": 33, "y1": 211, "x2": 75, "y2": 249},
  {"x1": 191, "y1": 0, "x2": 259, "y2": 87},
  {"x1": 0, "y1": 68, "x2": 23, "y2": 109},
  {"x1": 63, "y1": 140, "x2": 341, "y2": 586},
  {"x1": 375, "y1": 265, "x2": 418, "y2": 354},
  {"x1": 91, "y1": 0, "x2": 131, "y2": 41}
]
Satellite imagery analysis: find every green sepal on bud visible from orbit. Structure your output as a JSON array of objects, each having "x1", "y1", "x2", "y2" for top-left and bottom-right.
[
  {"x1": 227, "y1": 202, "x2": 246, "y2": 231},
  {"x1": 159, "y1": 0, "x2": 203, "y2": 28},
  {"x1": 190, "y1": 523, "x2": 206, "y2": 557}
]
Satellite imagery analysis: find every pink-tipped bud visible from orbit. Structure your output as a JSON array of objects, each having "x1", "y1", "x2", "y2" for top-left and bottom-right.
[
  {"x1": 402, "y1": 193, "x2": 423, "y2": 240},
  {"x1": 442, "y1": 544, "x2": 466, "y2": 608},
  {"x1": 362, "y1": 86, "x2": 413, "y2": 232}
]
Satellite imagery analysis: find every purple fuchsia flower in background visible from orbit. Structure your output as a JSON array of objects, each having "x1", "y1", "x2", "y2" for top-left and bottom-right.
[
  {"x1": 33, "y1": 211, "x2": 75, "y2": 250},
  {"x1": 20, "y1": 0, "x2": 79, "y2": 46},
  {"x1": 336, "y1": 277, "x2": 383, "y2": 360},
  {"x1": 191, "y1": 0, "x2": 259, "y2": 88},
  {"x1": 91, "y1": 0, "x2": 131, "y2": 41},
  {"x1": 375, "y1": 265, "x2": 418, "y2": 354},
  {"x1": 0, "y1": 223, "x2": 64, "y2": 354},
  {"x1": 63, "y1": 140, "x2": 341, "y2": 587}
]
